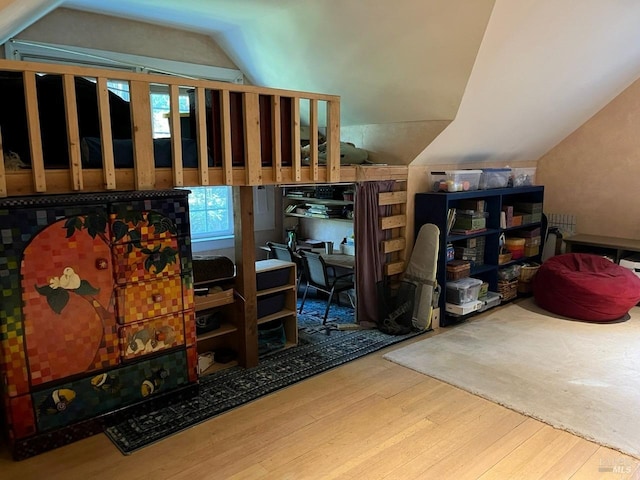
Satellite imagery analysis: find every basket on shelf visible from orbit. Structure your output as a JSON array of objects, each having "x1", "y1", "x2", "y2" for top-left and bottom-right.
[
  {"x1": 498, "y1": 252, "x2": 512, "y2": 265},
  {"x1": 498, "y1": 279, "x2": 518, "y2": 301},
  {"x1": 517, "y1": 262, "x2": 541, "y2": 294}
]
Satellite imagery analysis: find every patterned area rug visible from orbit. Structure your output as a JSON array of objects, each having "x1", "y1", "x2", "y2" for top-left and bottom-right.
[{"x1": 104, "y1": 297, "x2": 422, "y2": 454}]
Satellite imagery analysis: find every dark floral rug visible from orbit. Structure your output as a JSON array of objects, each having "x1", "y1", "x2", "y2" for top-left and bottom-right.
[{"x1": 104, "y1": 297, "x2": 423, "y2": 454}]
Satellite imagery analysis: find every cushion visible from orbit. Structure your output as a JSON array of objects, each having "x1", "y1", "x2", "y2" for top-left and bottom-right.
[{"x1": 533, "y1": 253, "x2": 640, "y2": 322}]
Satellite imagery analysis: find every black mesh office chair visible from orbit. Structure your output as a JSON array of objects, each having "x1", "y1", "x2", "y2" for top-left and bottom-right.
[
  {"x1": 298, "y1": 250, "x2": 354, "y2": 324},
  {"x1": 267, "y1": 241, "x2": 303, "y2": 287}
]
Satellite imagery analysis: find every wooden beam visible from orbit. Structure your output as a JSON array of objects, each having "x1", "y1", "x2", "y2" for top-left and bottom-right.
[
  {"x1": 380, "y1": 215, "x2": 406, "y2": 230},
  {"x1": 220, "y1": 90, "x2": 233, "y2": 185},
  {"x1": 271, "y1": 95, "x2": 282, "y2": 183},
  {"x1": 379, "y1": 191, "x2": 407, "y2": 206},
  {"x1": 384, "y1": 261, "x2": 405, "y2": 276},
  {"x1": 0, "y1": 128, "x2": 6, "y2": 197},
  {"x1": 309, "y1": 99, "x2": 319, "y2": 181},
  {"x1": 23, "y1": 71, "x2": 46, "y2": 192},
  {"x1": 96, "y1": 77, "x2": 116, "y2": 190},
  {"x1": 243, "y1": 92, "x2": 262, "y2": 185},
  {"x1": 233, "y1": 186, "x2": 258, "y2": 368},
  {"x1": 291, "y1": 97, "x2": 301, "y2": 182},
  {"x1": 62, "y1": 74, "x2": 83, "y2": 191},
  {"x1": 382, "y1": 237, "x2": 406, "y2": 254},
  {"x1": 326, "y1": 99, "x2": 341, "y2": 183},
  {"x1": 129, "y1": 80, "x2": 155, "y2": 190},
  {"x1": 195, "y1": 86, "x2": 209, "y2": 186},
  {"x1": 169, "y1": 84, "x2": 184, "y2": 187}
]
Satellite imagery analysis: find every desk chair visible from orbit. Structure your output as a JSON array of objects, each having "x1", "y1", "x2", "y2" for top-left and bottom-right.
[
  {"x1": 267, "y1": 241, "x2": 303, "y2": 287},
  {"x1": 298, "y1": 250, "x2": 354, "y2": 324}
]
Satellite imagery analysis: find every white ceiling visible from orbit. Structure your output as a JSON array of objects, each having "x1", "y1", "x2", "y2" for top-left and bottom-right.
[{"x1": 3, "y1": 0, "x2": 640, "y2": 165}]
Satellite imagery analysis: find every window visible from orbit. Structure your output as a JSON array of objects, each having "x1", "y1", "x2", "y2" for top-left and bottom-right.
[{"x1": 186, "y1": 186, "x2": 234, "y2": 246}]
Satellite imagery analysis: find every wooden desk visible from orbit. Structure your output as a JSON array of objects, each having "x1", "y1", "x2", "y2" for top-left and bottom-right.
[
  {"x1": 308, "y1": 248, "x2": 355, "y2": 269},
  {"x1": 564, "y1": 234, "x2": 640, "y2": 263}
]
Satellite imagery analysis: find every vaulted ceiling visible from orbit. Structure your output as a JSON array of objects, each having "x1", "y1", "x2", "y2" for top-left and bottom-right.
[{"x1": 2, "y1": 0, "x2": 640, "y2": 165}]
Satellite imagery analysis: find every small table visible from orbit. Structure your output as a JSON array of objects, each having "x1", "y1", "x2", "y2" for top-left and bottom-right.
[
  {"x1": 564, "y1": 234, "x2": 640, "y2": 263},
  {"x1": 308, "y1": 248, "x2": 355, "y2": 270}
]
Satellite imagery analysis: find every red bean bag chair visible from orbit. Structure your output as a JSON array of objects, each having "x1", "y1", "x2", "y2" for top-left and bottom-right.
[{"x1": 533, "y1": 253, "x2": 640, "y2": 322}]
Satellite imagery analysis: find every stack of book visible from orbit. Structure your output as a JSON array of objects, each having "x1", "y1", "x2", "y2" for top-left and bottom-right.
[{"x1": 305, "y1": 204, "x2": 343, "y2": 218}]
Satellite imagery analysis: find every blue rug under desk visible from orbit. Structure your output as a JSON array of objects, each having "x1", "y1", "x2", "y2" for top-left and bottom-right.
[{"x1": 104, "y1": 296, "x2": 423, "y2": 454}]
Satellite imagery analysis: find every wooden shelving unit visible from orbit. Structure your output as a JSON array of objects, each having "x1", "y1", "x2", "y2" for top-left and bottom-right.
[
  {"x1": 256, "y1": 259, "x2": 298, "y2": 351},
  {"x1": 415, "y1": 186, "x2": 544, "y2": 326}
]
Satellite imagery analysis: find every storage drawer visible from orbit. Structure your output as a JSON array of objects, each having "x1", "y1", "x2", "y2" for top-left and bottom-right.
[
  {"x1": 112, "y1": 237, "x2": 181, "y2": 284},
  {"x1": 257, "y1": 292, "x2": 286, "y2": 318},
  {"x1": 32, "y1": 349, "x2": 190, "y2": 433},
  {"x1": 109, "y1": 197, "x2": 189, "y2": 243},
  {"x1": 116, "y1": 276, "x2": 185, "y2": 324},
  {"x1": 119, "y1": 313, "x2": 185, "y2": 360}
]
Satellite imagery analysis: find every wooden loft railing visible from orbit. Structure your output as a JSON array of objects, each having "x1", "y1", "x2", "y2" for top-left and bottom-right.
[{"x1": 0, "y1": 59, "x2": 344, "y2": 198}]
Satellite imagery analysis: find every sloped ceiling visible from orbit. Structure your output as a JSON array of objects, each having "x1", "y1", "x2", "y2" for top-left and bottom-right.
[{"x1": 2, "y1": 0, "x2": 640, "y2": 166}]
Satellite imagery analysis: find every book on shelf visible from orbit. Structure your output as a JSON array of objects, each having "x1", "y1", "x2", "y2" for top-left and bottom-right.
[
  {"x1": 449, "y1": 227, "x2": 487, "y2": 236},
  {"x1": 446, "y1": 208, "x2": 456, "y2": 235}
]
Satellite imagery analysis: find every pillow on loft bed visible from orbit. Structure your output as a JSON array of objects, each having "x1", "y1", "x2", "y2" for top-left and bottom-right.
[{"x1": 80, "y1": 137, "x2": 214, "y2": 168}]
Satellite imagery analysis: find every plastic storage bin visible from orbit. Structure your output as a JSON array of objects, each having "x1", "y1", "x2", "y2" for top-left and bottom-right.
[
  {"x1": 431, "y1": 170, "x2": 481, "y2": 192},
  {"x1": 479, "y1": 168, "x2": 511, "y2": 189},
  {"x1": 510, "y1": 167, "x2": 536, "y2": 187},
  {"x1": 446, "y1": 277, "x2": 483, "y2": 305}
]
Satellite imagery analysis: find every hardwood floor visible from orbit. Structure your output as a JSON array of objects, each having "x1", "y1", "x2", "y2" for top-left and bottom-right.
[{"x1": 1, "y1": 326, "x2": 639, "y2": 479}]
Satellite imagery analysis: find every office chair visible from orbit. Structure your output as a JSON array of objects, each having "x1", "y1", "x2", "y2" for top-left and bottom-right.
[
  {"x1": 267, "y1": 241, "x2": 303, "y2": 287},
  {"x1": 298, "y1": 250, "x2": 354, "y2": 324}
]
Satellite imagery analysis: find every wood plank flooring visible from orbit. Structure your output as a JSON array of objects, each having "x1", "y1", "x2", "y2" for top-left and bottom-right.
[{"x1": 1, "y1": 325, "x2": 639, "y2": 479}]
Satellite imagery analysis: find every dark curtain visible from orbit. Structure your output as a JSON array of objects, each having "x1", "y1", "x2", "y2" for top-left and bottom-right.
[{"x1": 354, "y1": 180, "x2": 395, "y2": 326}]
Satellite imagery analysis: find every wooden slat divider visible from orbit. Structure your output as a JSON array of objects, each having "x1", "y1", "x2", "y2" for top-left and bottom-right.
[
  {"x1": 0, "y1": 58, "x2": 357, "y2": 196},
  {"x1": 195, "y1": 86, "x2": 209, "y2": 186},
  {"x1": 384, "y1": 261, "x2": 405, "y2": 276},
  {"x1": 309, "y1": 99, "x2": 319, "y2": 181},
  {"x1": 380, "y1": 214, "x2": 406, "y2": 230},
  {"x1": 326, "y1": 100, "x2": 341, "y2": 183},
  {"x1": 379, "y1": 191, "x2": 407, "y2": 206},
  {"x1": 382, "y1": 237, "x2": 406, "y2": 254},
  {"x1": 23, "y1": 71, "x2": 46, "y2": 192},
  {"x1": 129, "y1": 80, "x2": 155, "y2": 190},
  {"x1": 168, "y1": 84, "x2": 184, "y2": 186},
  {"x1": 271, "y1": 95, "x2": 282, "y2": 183},
  {"x1": 62, "y1": 74, "x2": 83, "y2": 191},
  {"x1": 291, "y1": 97, "x2": 301, "y2": 182},
  {"x1": 0, "y1": 129, "x2": 6, "y2": 197},
  {"x1": 243, "y1": 92, "x2": 262, "y2": 185},
  {"x1": 96, "y1": 77, "x2": 116, "y2": 190},
  {"x1": 220, "y1": 89, "x2": 233, "y2": 185}
]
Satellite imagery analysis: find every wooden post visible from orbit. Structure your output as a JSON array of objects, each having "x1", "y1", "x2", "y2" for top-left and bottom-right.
[
  {"x1": 220, "y1": 90, "x2": 233, "y2": 185},
  {"x1": 233, "y1": 186, "x2": 258, "y2": 367},
  {"x1": 309, "y1": 99, "x2": 319, "y2": 181},
  {"x1": 96, "y1": 77, "x2": 116, "y2": 190},
  {"x1": 62, "y1": 74, "x2": 83, "y2": 191},
  {"x1": 291, "y1": 97, "x2": 301, "y2": 182},
  {"x1": 169, "y1": 84, "x2": 184, "y2": 187},
  {"x1": 271, "y1": 95, "x2": 282, "y2": 183},
  {"x1": 129, "y1": 80, "x2": 155, "y2": 190},
  {"x1": 243, "y1": 92, "x2": 262, "y2": 185},
  {"x1": 326, "y1": 99, "x2": 341, "y2": 183},
  {"x1": 195, "y1": 86, "x2": 209, "y2": 186},
  {"x1": 23, "y1": 71, "x2": 46, "y2": 193}
]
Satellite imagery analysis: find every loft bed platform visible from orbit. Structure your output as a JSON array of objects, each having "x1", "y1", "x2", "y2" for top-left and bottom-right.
[{"x1": 0, "y1": 58, "x2": 406, "y2": 198}]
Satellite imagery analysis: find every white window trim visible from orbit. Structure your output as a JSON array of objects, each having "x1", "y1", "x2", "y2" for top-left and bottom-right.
[{"x1": 4, "y1": 38, "x2": 244, "y2": 83}]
